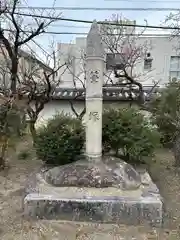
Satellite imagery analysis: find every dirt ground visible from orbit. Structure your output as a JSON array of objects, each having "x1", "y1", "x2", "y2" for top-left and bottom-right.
[{"x1": 0, "y1": 136, "x2": 180, "y2": 239}]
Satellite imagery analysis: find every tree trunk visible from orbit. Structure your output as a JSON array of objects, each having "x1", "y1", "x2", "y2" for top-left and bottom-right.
[
  {"x1": 10, "y1": 58, "x2": 18, "y2": 94},
  {"x1": 29, "y1": 121, "x2": 36, "y2": 144},
  {"x1": 0, "y1": 156, "x2": 5, "y2": 169},
  {"x1": 173, "y1": 134, "x2": 180, "y2": 166},
  {"x1": 0, "y1": 137, "x2": 8, "y2": 169},
  {"x1": 10, "y1": 74, "x2": 16, "y2": 95}
]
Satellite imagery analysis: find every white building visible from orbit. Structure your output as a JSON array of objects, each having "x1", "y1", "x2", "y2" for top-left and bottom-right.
[
  {"x1": 57, "y1": 34, "x2": 180, "y2": 88},
  {"x1": 38, "y1": 22, "x2": 180, "y2": 126}
]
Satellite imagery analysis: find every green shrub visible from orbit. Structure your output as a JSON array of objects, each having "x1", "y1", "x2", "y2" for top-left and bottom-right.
[
  {"x1": 102, "y1": 107, "x2": 161, "y2": 163},
  {"x1": 34, "y1": 113, "x2": 85, "y2": 165},
  {"x1": 149, "y1": 79, "x2": 180, "y2": 146}
]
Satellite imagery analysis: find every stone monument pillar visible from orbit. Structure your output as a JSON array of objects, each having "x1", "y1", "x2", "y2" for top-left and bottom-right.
[{"x1": 85, "y1": 20, "x2": 104, "y2": 161}]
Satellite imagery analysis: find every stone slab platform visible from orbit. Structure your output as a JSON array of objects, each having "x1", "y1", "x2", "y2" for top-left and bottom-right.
[
  {"x1": 23, "y1": 170, "x2": 163, "y2": 227},
  {"x1": 24, "y1": 193, "x2": 163, "y2": 227}
]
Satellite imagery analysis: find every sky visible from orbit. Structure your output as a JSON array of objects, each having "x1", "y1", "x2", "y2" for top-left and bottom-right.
[{"x1": 14, "y1": 0, "x2": 180, "y2": 63}]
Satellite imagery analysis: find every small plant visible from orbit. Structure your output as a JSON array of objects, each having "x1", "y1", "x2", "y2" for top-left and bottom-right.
[
  {"x1": 34, "y1": 113, "x2": 85, "y2": 165},
  {"x1": 102, "y1": 107, "x2": 161, "y2": 164},
  {"x1": 149, "y1": 79, "x2": 180, "y2": 146}
]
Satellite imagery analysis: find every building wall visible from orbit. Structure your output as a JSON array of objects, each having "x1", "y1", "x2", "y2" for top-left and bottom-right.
[
  {"x1": 57, "y1": 36, "x2": 180, "y2": 88},
  {"x1": 135, "y1": 36, "x2": 178, "y2": 86},
  {"x1": 0, "y1": 45, "x2": 51, "y2": 89}
]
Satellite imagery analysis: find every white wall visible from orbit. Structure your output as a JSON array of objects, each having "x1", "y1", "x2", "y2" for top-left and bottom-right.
[
  {"x1": 57, "y1": 36, "x2": 180, "y2": 88},
  {"x1": 36, "y1": 100, "x2": 139, "y2": 127},
  {"x1": 36, "y1": 100, "x2": 84, "y2": 127},
  {"x1": 135, "y1": 36, "x2": 178, "y2": 86}
]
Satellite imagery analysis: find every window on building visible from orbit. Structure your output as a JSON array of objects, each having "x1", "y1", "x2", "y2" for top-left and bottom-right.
[
  {"x1": 144, "y1": 52, "x2": 153, "y2": 70},
  {"x1": 169, "y1": 56, "x2": 180, "y2": 79},
  {"x1": 106, "y1": 53, "x2": 125, "y2": 70}
]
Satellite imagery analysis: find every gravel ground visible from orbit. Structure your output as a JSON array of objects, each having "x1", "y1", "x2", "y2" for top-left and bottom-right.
[{"x1": 0, "y1": 138, "x2": 180, "y2": 239}]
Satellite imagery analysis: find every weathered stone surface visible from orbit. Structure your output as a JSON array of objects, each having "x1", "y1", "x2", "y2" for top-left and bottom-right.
[
  {"x1": 43, "y1": 156, "x2": 141, "y2": 190},
  {"x1": 142, "y1": 183, "x2": 160, "y2": 197},
  {"x1": 85, "y1": 19, "x2": 104, "y2": 158},
  {"x1": 24, "y1": 193, "x2": 163, "y2": 227},
  {"x1": 86, "y1": 20, "x2": 104, "y2": 59},
  {"x1": 24, "y1": 171, "x2": 143, "y2": 200},
  {"x1": 24, "y1": 166, "x2": 44, "y2": 195},
  {"x1": 23, "y1": 160, "x2": 163, "y2": 227},
  {"x1": 140, "y1": 172, "x2": 152, "y2": 185}
]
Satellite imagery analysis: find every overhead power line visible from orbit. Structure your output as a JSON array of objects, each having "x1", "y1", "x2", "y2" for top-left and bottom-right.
[
  {"x1": 10, "y1": 12, "x2": 180, "y2": 30},
  {"x1": 5, "y1": 6, "x2": 180, "y2": 11},
  {"x1": 21, "y1": 22, "x2": 172, "y2": 32},
  {"x1": 1, "y1": 28, "x2": 174, "y2": 36}
]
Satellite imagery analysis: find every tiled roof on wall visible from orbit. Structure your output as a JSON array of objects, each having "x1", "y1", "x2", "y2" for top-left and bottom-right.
[{"x1": 51, "y1": 86, "x2": 161, "y2": 101}]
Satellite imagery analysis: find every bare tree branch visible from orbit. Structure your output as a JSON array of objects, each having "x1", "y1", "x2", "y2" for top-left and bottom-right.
[
  {"x1": 100, "y1": 15, "x2": 156, "y2": 105},
  {"x1": 0, "y1": 0, "x2": 60, "y2": 94},
  {"x1": 65, "y1": 49, "x2": 86, "y2": 119},
  {"x1": 18, "y1": 23, "x2": 44, "y2": 46},
  {"x1": 16, "y1": 39, "x2": 67, "y2": 141}
]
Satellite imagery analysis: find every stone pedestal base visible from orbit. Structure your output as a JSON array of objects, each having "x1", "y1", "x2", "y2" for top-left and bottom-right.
[
  {"x1": 24, "y1": 193, "x2": 162, "y2": 227},
  {"x1": 23, "y1": 164, "x2": 163, "y2": 227}
]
